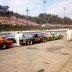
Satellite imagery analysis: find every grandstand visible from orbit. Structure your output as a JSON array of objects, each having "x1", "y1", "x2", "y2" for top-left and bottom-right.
[
  {"x1": 0, "y1": 16, "x2": 38, "y2": 27},
  {"x1": 0, "y1": 16, "x2": 72, "y2": 31}
]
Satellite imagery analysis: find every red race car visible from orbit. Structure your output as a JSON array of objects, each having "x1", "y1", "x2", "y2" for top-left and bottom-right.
[{"x1": 0, "y1": 37, "x2": 13, "y2": 49}]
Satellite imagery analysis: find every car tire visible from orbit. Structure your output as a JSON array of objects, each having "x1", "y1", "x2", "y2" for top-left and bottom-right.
[
  {"x1": 27, "y1": 41, "x2": 30, "y2": 45},
  {"x1": 53, "y1": 36, "x2": 55, "y2": 40},
  {"x1": 0, "y1": 46, "x2": 1, "y2": 50},
  {"x1": 1, "y1": 43, "x2": 7, "y2": 49},
  {"x1": 42, "y1": 38, "x2": 47, "y2": 42},
  {"x1": 19, "y1": 41, "x2": 22, "y2": 45},
  {"x1": 27, "y1": 40, "x2": 33, "y2": 45},
  {"x1": 29, "y1": 40, "x2": 33, "y2": 45}
]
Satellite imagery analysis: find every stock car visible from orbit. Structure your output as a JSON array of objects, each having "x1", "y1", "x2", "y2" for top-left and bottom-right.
[
  {"x1": 5, "y1": 33, "x2": 16, "y2": 43},
  {"x1": 47, "y1": 34, "x2": 54, "y2": 41},
  {"x1": 52, "y1": 33, "x2": 63, "y2": 40},
  {"x1": 19, "y1": 34, "x2": 34, "y2": 45},
  {"x1": 0, "y1": 37, "x2": 13, "y2": 49},
  {"x1": 38, "y1": 32, "x2": 48, "y2": 42},
  {"x1": 0, "y1": 33, "x2": 16, "y2": 43},
  {"x1": 19, "y1": 32, "x2": 48, "y2": 45},
  {"x1": 48, "y1": 32, "x2": 63, "y2": 40}
]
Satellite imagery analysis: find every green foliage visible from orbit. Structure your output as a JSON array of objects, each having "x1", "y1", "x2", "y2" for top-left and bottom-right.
[
  {"x1": 28, "y1": 13, "x2": 72, "y2": 25},
  {"x1": 0, "y1": 5, "x2": 72, "y2": 25},
  {"x1": 0, "y1": 5, "x2": 72, "y2": 31}
]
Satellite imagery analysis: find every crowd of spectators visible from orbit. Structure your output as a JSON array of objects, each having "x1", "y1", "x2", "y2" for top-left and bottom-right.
[
  {"x1": 0, "y1": 16, "x2": 38, "y2": 27},
  {"x1": 0, "y1": 16, "x2": 72, "y2": 30},
  {"x1": 41, "y1": 23, "x2": 72, "y2": 29}
]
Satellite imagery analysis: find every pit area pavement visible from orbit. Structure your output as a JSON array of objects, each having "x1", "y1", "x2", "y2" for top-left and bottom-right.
[{"x1": 0, "y1": 32, "x2": 72, "y2": 72}]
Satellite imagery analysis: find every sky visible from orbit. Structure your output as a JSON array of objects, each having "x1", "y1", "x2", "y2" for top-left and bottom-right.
[{"x1": 0, "y1": 0, "x2": 72, "y2": 19}]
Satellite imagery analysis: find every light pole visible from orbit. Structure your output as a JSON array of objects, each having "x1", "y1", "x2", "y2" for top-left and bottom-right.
[
  {"x1": 26, "y1": 7, "x2": 29, "y2": 30},
  {"x1": 43, "y1": 0, "x2": 46, "y2": 24},
  {"x1": 64, "y1": 7, "x2": 66, "y2": 18},
  {"x1": 43, "y1": 0, "x2": 46, "y2": 13}
]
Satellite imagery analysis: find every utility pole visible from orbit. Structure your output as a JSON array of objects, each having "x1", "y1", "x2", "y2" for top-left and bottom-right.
[
  {"x1": 43, "y1": 0, "x2": 46, "y2": 25},
  {"x1": 26, "y1": 7, "x2": 29, "y2": 30},
  {"x1": 64, "y1": 7, "x2": 66, "y2": 18},
  {"x1": 43, "y1": 0, "x2": 46, "y2": 13}
]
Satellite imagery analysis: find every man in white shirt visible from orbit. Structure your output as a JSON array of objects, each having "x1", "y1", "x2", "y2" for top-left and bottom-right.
[
  {"x1": 66, "y1": 28, "x2": 72, "y2": 41},
  {"x1": 15, "y1": 31, "x2": 21, "y2": 46},
  {"x1": 20, "y1": 31, "x2": 23, "y2": 39}
]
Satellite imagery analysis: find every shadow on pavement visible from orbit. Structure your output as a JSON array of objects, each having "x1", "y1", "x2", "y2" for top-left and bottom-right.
[{"x1": 38, "y1": 69, "x2": 45, "y2": 72}]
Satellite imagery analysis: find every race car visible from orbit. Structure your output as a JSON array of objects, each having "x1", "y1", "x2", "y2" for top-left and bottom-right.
[
  {"x1": 48, "y1": 32, "x2": 63, "y2": 40},
  {"x1": 5, "y1": 33, "x2": 16, "y2": 43},
  {"x1": 19, "y1": 32, "x2": 48, "y2": 45},
  {"x1": 37, "y1": 32, "x2": 48, "y2": 42},
  {"x1": 53, "y1": 33, "x2": 63, "y2": 40},
  {"x1": 0, "y1": 33, "x2": 16, "y2": 43},
  {"x1": 0, "y1": 37, "x2": 13, "y2": 49}
]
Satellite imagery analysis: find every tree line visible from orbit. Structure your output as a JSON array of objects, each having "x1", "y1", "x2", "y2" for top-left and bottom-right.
[
  {"x1": 0, "y1": 5, "x2": 72, "y2": 25},
  {"x1": 28, "y1": 13, "x2": 72, "y2": 25},
  {"x1": 0, "y1": 5, "x2": 72, "y2": 31}
]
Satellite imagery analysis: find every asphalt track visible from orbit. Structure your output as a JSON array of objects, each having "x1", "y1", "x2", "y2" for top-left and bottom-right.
[{"x1": 0, "y1": 31, "x2": 72, "y2": 72}]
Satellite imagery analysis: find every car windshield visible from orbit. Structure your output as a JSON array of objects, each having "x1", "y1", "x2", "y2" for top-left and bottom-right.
[{"x1": 22, "y1": 34, "x2": 33, "y2": 39}]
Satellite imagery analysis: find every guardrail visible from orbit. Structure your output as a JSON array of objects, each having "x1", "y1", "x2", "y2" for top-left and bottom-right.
[{"x1": 0, "y1": 29, "x2": 67, "y2": 34}]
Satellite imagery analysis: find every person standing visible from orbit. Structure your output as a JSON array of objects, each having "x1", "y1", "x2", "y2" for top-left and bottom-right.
[
  {"x1": 20, "y1": 31, "x2": 23, "y2": 39},
  {"x1": 66, "y1": 28, "x2": 72, "y2": 41},
  {"x1": 15, "y1": 31, "x2": 21, "y2": 46}
]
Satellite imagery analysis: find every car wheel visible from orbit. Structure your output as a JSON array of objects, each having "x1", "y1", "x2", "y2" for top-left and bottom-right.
[
  {"x1": 0, "y1": 46, "x2": 1, "y2": 50},
  {"x1": 61, "y1": 36, "x2": 63, "y2": 39},
  {"x1": 27, "y1": 41, "x2": 30, "y2": 45},
  {"x1": 29, "y1": 40, "x2": 33, "y2": 45},
  {"x1": 45, "y1": 39, "x2": 47, "y2": 42},
  {"x1": 1, "y1": 43, "x2": 7, "y2": 49},
  {"x1": 42, "y1": 38, "x2": 46, "y2": 42},
  {"x1": 53, "y1": 36, "x2": 55, "y2": 40},
  {"x1": 19, "y1": 41, "x2": 22, "y2": 45},
  {"x1": 27, "y1": 40, "x2": 33, "y2": 45}
]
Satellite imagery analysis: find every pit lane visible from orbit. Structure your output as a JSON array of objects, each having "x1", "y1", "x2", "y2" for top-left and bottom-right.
[{"x1": 0, "y1": 33, "x2": 72, "y2": 72}]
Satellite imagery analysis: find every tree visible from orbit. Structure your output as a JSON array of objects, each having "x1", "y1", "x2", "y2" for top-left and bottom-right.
[
  {"x1": 3, "y1": 6, "x2": 9, "y2": 12},
  {"x1": 63, "y1": 17, "x2": 72, "y2": 24},
  {"x1": 0, "y1": 5, "x2": 9, "y2": 12}
]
